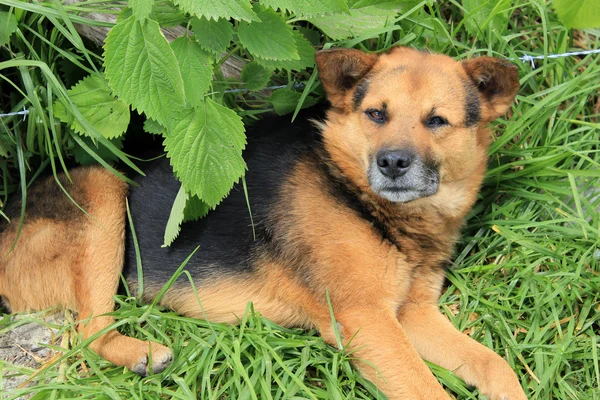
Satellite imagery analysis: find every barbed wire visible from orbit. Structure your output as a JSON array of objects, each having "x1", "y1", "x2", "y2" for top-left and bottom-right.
[
  {"x1": 1, "y1": 48, "x2": 599, "y2": 120},
  {"x1": 512, "y1": 48, "x2": 600, "y2": 68},
  {"x1": 0, "y1": 107, "x2": 29, "y2": 120}
]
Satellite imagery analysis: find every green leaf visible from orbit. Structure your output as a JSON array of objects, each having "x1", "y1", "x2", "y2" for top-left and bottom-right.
[
  {"x1": 191, "y1": 17, "x2": 234, "y2": 54},
  {"x1": 171, "y1": 37, "x2": 213, "y2": 107},
  {"x1": 254, "y1": 30, "x2": 315, "y2": 71},
  {"x1": 172, "y1": 0, "x2": 258, "y2": 22},
  {"x1": 238, "y1": 4, "x2": 298, "y2": 61},
  {"x1": 143, "y1": 118, "x2": 165, "y2": 135},
  {"x1": 104, "y1": 15, "x2": 185, "y2": 126},
  {"x1": 71, "y1": 135, "x2": 125, "y2": 166},
  {"x1": 0, "y1": 11, "x2": 18, "y2": 46},
  {"x1": 164, "y1": 99, "x2": 246, "y2": 207},
  {"x1": 269, "y1": 89, "x2": 318, "y2": 116},
  {"x1": 259, "y1": 0, "x2": 348, "y2": 16},
  {"x1": 554, "y1": 0, "x2": 600, "y2": 29},
  {"x1": 462, "y1": 0, "x2": 511, "y2": 36},
  {"x1": 151, "y1": 0, "x2": 188, "y2": 26},
  {"x1": 297, "y1": 26, "x2": 321, "y2": 46},
  {"x1": 241, "y1": 62, "x2": 272, "y2": 91},
  {"x1": 307, "y1": 6, "x2": 394, "y2": 40},
  {"x1": 184, "y1": 195, "x2": 210, "y2": 222},
  {"x1": 163, "y1": 185, "x2": 188, "y2": 247},
  {"x1": 129, "y1": 0, "x2": 154, "y2": 20},
  {"x1": 53, "y1": 74, "x2": 130, "y2": 139},
  {"x1": 162, "y1": 190, "x2": 210, "y2": 247}
]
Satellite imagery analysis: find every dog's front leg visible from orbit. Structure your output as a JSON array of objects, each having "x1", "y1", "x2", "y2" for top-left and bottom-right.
[
  {"x1": 397, "y1": 271, "x2": 527, "y2": 400},
  {"x1": 329, "y1": 307, "x2": 451, "y2": 400}
]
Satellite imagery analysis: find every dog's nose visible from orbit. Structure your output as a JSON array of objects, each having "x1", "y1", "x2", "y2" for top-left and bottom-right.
[{"x1": 376, "y1": 150, "x2": 413, "y2": 178}]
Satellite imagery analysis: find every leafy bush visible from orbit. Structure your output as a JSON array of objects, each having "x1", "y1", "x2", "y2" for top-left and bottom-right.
[
  {"x1": 2, "y1": 0, "x2": 599, "y2": 240},
  {"x1": 0, "y1": 0, "x2": 424, "y2": 242}
]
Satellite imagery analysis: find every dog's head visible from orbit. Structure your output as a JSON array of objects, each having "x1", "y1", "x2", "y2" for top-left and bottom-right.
[{"x1": 315, "y1": 47, "x2": 519, "y2": 211}]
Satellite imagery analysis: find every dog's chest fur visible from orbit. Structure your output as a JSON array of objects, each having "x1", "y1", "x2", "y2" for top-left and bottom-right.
[{"x1": 263, "y1": 154, "x2": 460, "y2": 302}]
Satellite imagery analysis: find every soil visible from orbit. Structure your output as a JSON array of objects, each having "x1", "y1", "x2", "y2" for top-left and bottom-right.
[{"x1": 0, "y1": 314, "x2": 64, "y2": 399}]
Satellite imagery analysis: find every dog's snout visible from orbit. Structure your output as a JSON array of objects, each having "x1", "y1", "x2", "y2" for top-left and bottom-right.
[{"x1": 376, "y1": 150, "x2": 413, "y2": 178}]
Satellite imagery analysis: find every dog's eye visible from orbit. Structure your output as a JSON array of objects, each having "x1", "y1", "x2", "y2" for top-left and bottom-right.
[
  {"x1": 366, "y1": 109, "x2": 386, "y2": 123},
  {"x1": 427, "y1": 116, "x2": 448, "y2": 128}
]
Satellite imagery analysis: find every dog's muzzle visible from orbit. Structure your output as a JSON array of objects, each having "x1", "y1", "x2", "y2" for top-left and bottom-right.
[{"x1": 368, "y1": 149, "x2": 440, "y2": 203}]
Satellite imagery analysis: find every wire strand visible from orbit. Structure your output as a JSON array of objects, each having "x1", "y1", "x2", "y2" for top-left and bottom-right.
[
  {"x1": 513, "y1": 48, "x2": 600, "y2": 68},
  {"x1": 2, "y1": 49, "x2": 599, "y2": 119}
]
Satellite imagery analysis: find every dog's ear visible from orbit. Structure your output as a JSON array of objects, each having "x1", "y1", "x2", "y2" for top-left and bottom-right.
[
  {"x1": 315, "y1": 48, "x2": 378, "y2": 109},
  {"x1": 462, "y1": 57, "x2": 519, "y2": 121}
]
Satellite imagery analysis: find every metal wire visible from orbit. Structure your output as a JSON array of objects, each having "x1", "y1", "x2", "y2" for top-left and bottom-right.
[
  {"x1": 2, "y1": 49, "x2": 599, "y2": 118},
  {"x1": 514, "y1": 48, "x2": 600, "y2": 68}
]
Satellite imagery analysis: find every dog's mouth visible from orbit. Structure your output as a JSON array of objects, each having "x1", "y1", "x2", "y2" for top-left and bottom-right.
[
  {"x1": 376, "y1": 184, "x2": 439, "y2": 203},
  {"x1": 367, "y1": 159, "x2": 440, "y2": 203}
]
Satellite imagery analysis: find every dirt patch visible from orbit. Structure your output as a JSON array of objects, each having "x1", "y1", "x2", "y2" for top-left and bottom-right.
[{"x1": 0, "y1": 314, "x2": 65, "y2": 399}]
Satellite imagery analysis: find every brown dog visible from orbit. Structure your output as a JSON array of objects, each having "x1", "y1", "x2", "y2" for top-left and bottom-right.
[{"x1": 0, "y1": 47, "x2": 524, "y2": 399}]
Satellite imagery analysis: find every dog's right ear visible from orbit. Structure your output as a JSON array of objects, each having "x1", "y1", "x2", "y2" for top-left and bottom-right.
[
  {"x1": 462, "y1": 57, "x2": 520, "y2": 121},
  {"x1": 315, "y1": 48, "x2": 378, "y2": 109}
]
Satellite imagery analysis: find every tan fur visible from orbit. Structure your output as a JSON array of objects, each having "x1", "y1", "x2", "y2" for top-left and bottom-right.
[
  {"x1": 158, "y1": 269, "x2": 318, "y2": 329},
  {"x1": 0, "y1": 219, "x2": 79, "y2": 310},
  {"x1": 0, "y1": 168, "x2": 172, "y2": 375}
]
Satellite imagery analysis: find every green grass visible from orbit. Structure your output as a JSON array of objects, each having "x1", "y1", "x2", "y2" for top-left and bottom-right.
[{"x1": 1, "y1": 0, "x2": 600, "y2": 399}]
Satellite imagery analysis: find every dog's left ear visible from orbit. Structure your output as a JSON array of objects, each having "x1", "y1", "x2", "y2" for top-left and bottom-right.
[
  {"x1": 462, "y1": 57, "x2": 520, "y2": 121},
  {"x1": 315, "y1": 48, "x2": 378, "y2": 109}
]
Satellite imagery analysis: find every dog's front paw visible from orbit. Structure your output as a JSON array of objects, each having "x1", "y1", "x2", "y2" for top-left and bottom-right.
[
  {"x1": 132, "y1": 342, "x2": 173, "y2": 376},
  {"x1": 478, "y1": 358, "x2": 528, "y2": 400}
]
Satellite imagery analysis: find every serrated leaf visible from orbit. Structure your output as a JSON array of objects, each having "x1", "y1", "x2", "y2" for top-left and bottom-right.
[
  {"x1": 72, "y1": 135, "x2": 125, "y2": 166},
  {"x1": 269, "y1": 89, "x2": 318, "y2": 115},
  {"x1": 164, "y1": 99, "x2": 246, "y2": 207},
  {"x1": 163, "y1": 190, "x2": 210, "y2": 247},
  {"x1": 143, "y1": 118, "x2": 165, "y2": 135},
  {"x1": 53, "y1": 74, "x2": 130, "y2": 139},
  {"x1": 259, "y1": 0, "x2": 348, "y2": 16},
  {"x1": 171, "y1": 37, "x2": 213, "y2": 107},
  {"x1": 184, "y1": 195, "x2": 210, "y2": 222},
  {"x1": 238, "y1": 4, "x2": 298, "y2": 61},
  {"x1": 297, "y1": 26, "x2": 321, "y2": 46},
  {"x1": 554, "y1": 0, "x2": 600, "y2": 29},
  {"x1": 0, "y1": 11, "x2": 18, "y2": 46},
  {"x1": 307, "y1": 6, "x2": 394, "y2": 40},
  {"x1": 462, "y1": 0, "x2": 510, "y2": 36},
  {"x1": 172, "y1": 0, "x2": 258, "y2": 22},
  {"x1": 254, "y1": 30, "x2": 315, "y2": 71},
  {"x1": 104, "y1": 15, "x2": 185, "y2": 126},
  {"x1": 241, "y1": 62, "x2": 272, "y2": 91},
  {"x1": 151, "y1": 0, "x2": 188, "y2": 26},
  {"x1": 129, "y1": 0, "x2": 154, "y2": 20},
  {"x1": 163, "y1": 185, "x2": 188, "y2": 247},
  {"x1": 117, "y1": 8, "x2": 133, "y2": 21},
  {"x1": 191, "y1": 17, "x2": 233, "y2": 54}
]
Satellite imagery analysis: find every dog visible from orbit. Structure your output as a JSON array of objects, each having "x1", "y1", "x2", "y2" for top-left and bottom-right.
[{"x1": 0, "y1": 47, "x2": 524, "y2": 399}]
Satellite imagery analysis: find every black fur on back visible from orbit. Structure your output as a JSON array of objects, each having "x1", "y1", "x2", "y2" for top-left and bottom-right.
[
  {"x1": 123, "y1": 108, "x2": 326, "y2": 292},
  {"x1": 0, "y1": 173, "x2": 87, "y2": 234}
]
